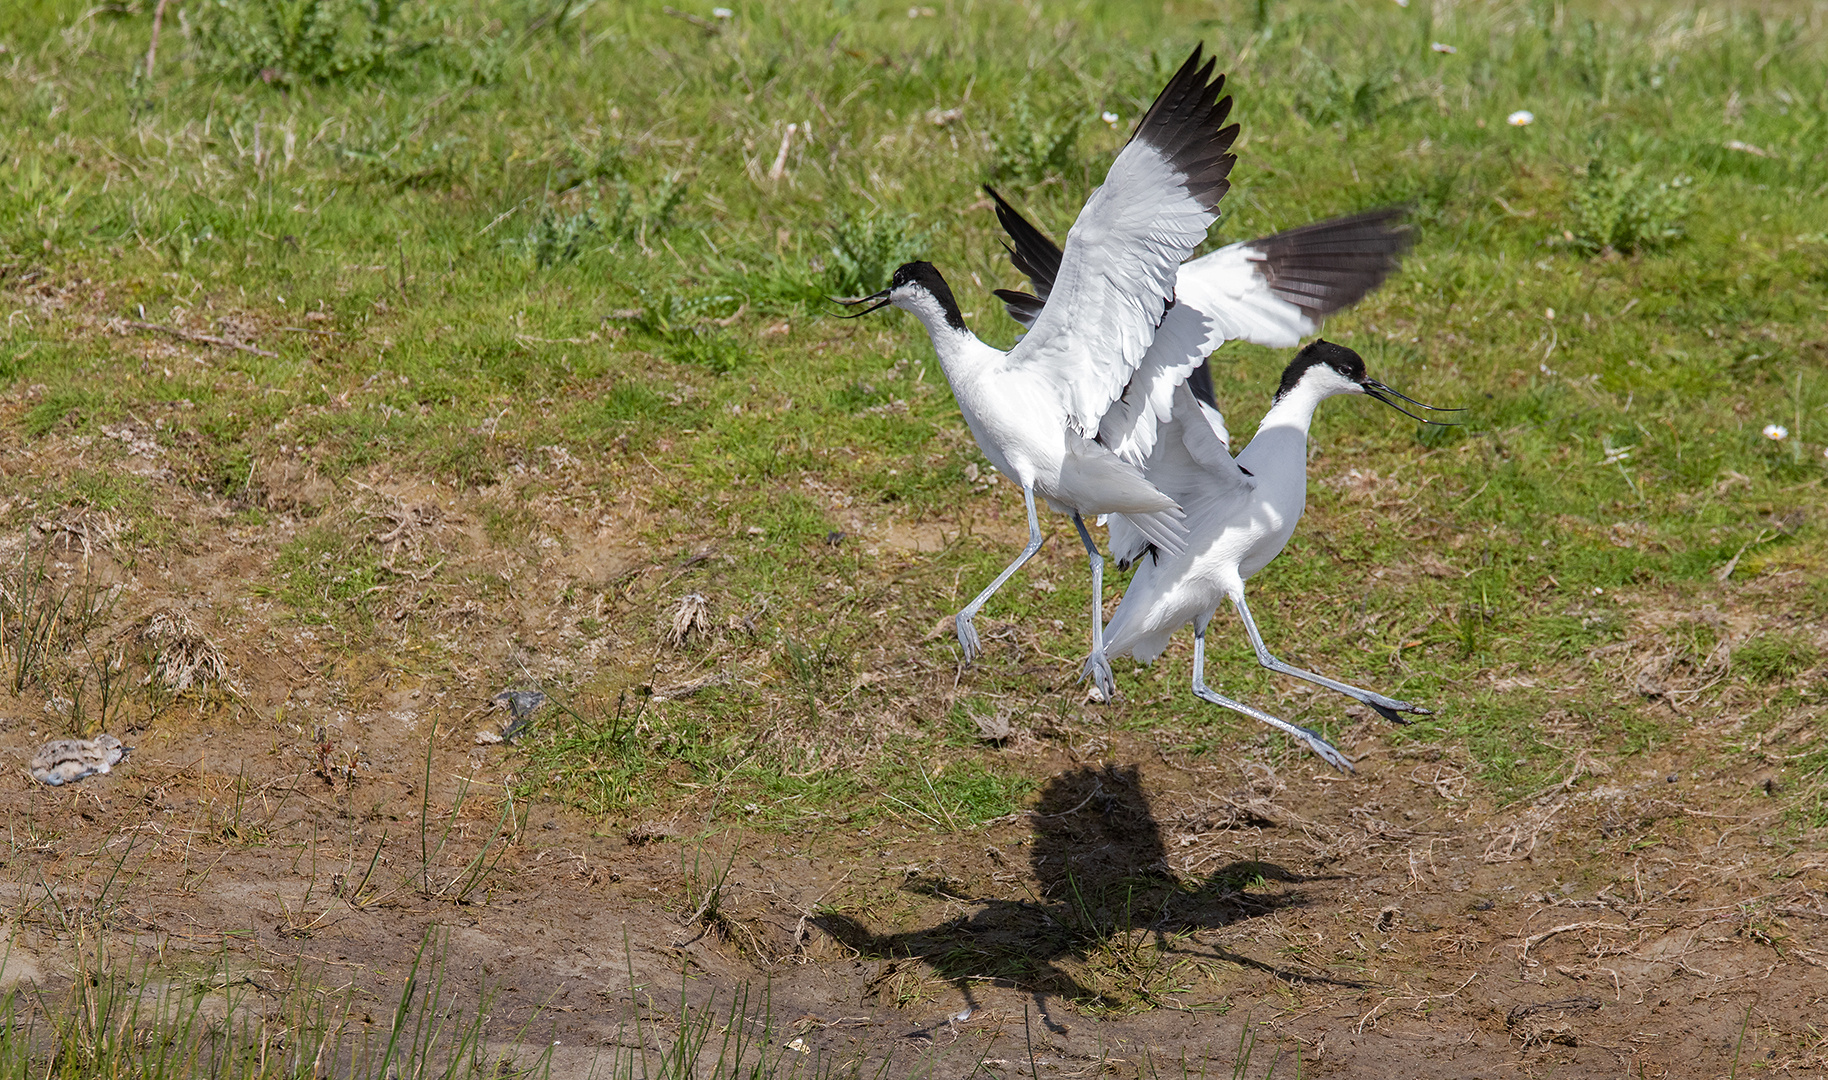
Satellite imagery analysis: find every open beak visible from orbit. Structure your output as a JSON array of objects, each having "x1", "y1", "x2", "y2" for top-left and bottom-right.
[
  {"x1": 833, "y1": 288, "x2": 892, "y2": 319},
  {"x1": 1362, "y1": 378, "x2": 1463, "y2": 425}
]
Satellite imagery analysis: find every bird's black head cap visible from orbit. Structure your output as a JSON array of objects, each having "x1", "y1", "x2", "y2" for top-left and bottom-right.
[
  {"x1": 836, "y1": 260, "x2": 964, "y2": 329},
  {"x1": 1275, "y1": 338, "x2": 1464, "y2": 424},
  {"x1": 888, "y1": 260, "x2": 966, "y2": 330},
  {"x1": 1274, "y1": 339, "x2": 1365, "y2": 401}
]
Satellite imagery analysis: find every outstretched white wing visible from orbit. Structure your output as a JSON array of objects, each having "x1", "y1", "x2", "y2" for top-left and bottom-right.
[
  {"x1": 1001, "y1": 46, "x2": 1239, "y2": 439},
  {"x1": 994, "y1": 205, "x2": 1412, "y2": 465}
]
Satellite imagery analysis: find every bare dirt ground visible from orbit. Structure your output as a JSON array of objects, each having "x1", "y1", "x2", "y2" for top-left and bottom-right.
[{"x1": 3, "y1": 394, "x2": 1827, "y2": 1078}]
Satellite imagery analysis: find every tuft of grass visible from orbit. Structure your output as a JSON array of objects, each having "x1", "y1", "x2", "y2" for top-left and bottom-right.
[
  {"x1": 1793, "y1": 734, "x2": 1828, "y2": 831},
  {"x1": 988, "y1": 92, "x2": 1083, "y2": 184},
  {"x1": 1735, "y1": 633, "x2": 1819, "y2": 684},
  {"x1": 514, "y1": 174, "x2": 689, "y2": 267},
  {"x1": 619, "y1": 290, "x2": 748, "y2": 373},
  {"x1": 520, "y1": 206, "x2": 600, "y2": 269},
  {"x1": 480, "y1": 500, "x2": 538, "y2": 547},
  {"x1": 511, "y1": 686, "x2": 654, "y2": 816},
  {"x1": 413, "y1": 728, "x2": 522, "y2": 902},
  {"x1": 879, "y1": 758, "x2": 1034, "y2": 832},
  {"x1": 1294, "y1": 65, "x2": 1402, "y2": 129},
  {"x1": 189, "y1": 0, "x2": 500, "y2": 87},
  {"x1": 678, "y1": 841, "x2": 739, "y2": 942},
  {"x1": 0, "y1": 925, "x2": 549, "y2": 1080},
  {"x1": 1566, "y1": 159, "x2": 1693, "y2": 255},
  {"x1": 0, "y1": 539, "x2": 123, "y2": 702},
  {"x1": 265, "y1": 523, "x2": 384, "y2": 628},
  {"x1": 140, "y1": 611, "x2": 230, "y2": 695},
  {"x1": 604, "y1": 975, "x2": 900, "y2": 1079},
  {"x1": 825, "y1": 212, "x2": 927, "y2": 298}
]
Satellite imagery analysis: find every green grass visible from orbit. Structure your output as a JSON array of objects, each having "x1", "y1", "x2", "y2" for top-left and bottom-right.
[
  {"x1": 0, "y1": 927, "x2": 550, "y2": 1080},
  {"x1": 4, "y1": 0, "x2": 1828, "y2": 830},
  {"x1": 265, "y1": 522, "x2": 387, "y2": 627}
]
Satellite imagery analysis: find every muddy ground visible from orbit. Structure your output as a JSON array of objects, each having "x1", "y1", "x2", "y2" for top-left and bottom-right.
[{"x1": 2, "y1": 402, "x2": 1826, "y2": 1079}]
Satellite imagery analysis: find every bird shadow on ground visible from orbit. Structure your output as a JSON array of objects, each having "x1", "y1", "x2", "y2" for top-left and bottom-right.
[{"x1": 816, "y1": 764, "x2": 1363, "y2": 1031}]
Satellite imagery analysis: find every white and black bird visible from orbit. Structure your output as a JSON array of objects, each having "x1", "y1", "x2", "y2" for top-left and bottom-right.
[
  {"x1": 840, "y1": 46, "x2": 1239, "y2": 667},
  {"x1": 985, "y1": 193, "x2": 1415, "y2": 694},
  {"x1": 987, "y1": 190, "x2": 1411, "y2": 464},
  {"x1": 1096, "y1": 341, "x2": 1456, "y2": 771}
]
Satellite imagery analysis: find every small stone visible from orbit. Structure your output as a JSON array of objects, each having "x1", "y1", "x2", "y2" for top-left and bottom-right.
[{"x1": 626, "y1": 821, "x2": 681, "y2": 846}]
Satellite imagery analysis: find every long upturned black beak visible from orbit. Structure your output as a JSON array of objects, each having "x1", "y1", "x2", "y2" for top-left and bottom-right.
[
  {"x1": 833, "y1": 288, "x2": 892, "y2": 319},
  {"x1": 1363, "y1": 378, "x2": 1463, "y2": 425}
]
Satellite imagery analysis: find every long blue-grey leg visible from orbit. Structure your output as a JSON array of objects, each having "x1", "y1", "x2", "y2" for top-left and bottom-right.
[
  {"x1": 1191, "y1": 617, "x2": 1353, "y2": 773},
  {"x1": 955, "y1": 484, "x2": 1044, "y2": 663},
  {"x1": 1230, "y1": 592, "x2": 1431, "y2": 723},
  {"x1": 1071, "y1": 513, "x2": 1115, "y2": 700}
]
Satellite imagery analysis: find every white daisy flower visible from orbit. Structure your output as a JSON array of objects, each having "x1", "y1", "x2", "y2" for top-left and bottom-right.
[
  {"x1": 1101, "y1": 111, "x2": 1119, "y2": 126},
  {"x1": 1763, "y1": 424, "x2": 1789, "y2": 441},
  {"x1": 1431, "y1": 42, "x2": 1457, "y2": 53},
  {"x1": 1508, "y1": 110, "x2": 1535, "y2": 126}
]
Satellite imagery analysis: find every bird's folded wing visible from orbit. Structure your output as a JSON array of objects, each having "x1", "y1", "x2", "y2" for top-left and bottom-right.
[
  {"x1": 1004, "y1": 45, "x2": 1238, "y2": 437},
  {"x1": 1094, "y1": 303, "x2": 1217, "y2": 465},
  {"x1": 1058, "y1": 435, "x2": 1183, "y2": 516},
  {"x1": 1136, "y1": 379, "x2": 1251, "y2": 503},
  {"x1": 1174, "y1": 378, "x2": 1250, "y2": 491},
  {"x1": 1107, "y1": 371, "x2": 1251, "y2": 566}
]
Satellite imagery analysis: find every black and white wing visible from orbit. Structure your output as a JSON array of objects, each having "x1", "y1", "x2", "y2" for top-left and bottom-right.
[
  {"x1": 992, "y1": 200, "x2": 1411, "y2": 464},
  {"x1": 1103, "y1": 207, "x2": 1412, "y2": 461},
  {"x1": 987, "y1": 185, "x2": 1059, "y2": 329},
  {"x1": 1002, "y1": 45, "x2": 1239, "y2": 437},
  {"x1": 1177, "y1": 207, "x2": 1414, "y2": 348}
]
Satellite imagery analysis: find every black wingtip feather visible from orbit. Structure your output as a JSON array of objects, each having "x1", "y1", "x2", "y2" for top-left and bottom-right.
[
  {"x1": 984, "y1": 185, "x2": 1065, "y2": 299},
  {"x1": 984, "y1": 49, "x2": 1238, "y2": 328},
  {"x1": 1246, "y1": 207, "x2": 1415, "y2": 318},
  {"x1": 1128, "y1": 45, "x2": 1239, "y2": 214},
  {"x1": 992, "y1": 287, "x2": 1046, "y2": 328},
  {"x1": 1186, "y1": 358, "x2": 1218, "y2": 410}
]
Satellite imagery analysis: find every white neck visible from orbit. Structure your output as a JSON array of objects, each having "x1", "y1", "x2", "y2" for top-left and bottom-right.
[
  {"x1": 897, "y1": 293, "x2": 996, "y2": 380},
  {"x1": 1236, "y1": 376, "x2": 1356, "y2": 504},
  {"x1": 1257, "y1": 376, "x2": 1346, "y2": 441}
]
